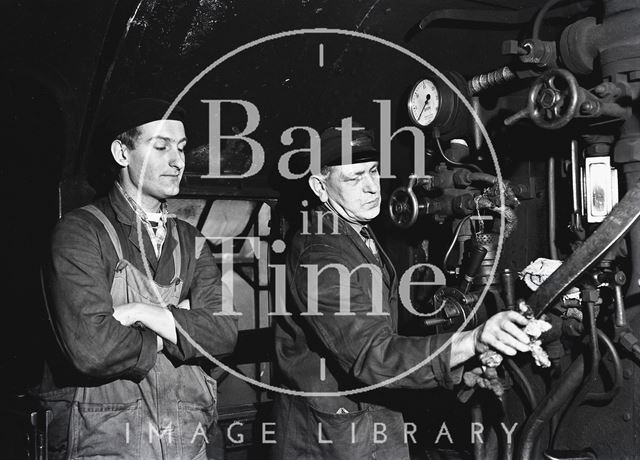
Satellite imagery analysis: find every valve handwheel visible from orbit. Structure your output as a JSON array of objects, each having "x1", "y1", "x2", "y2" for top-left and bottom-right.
[
  {"x1": 504, "y1": 68, "x2": 580, "y2": 130},
  {"x1": 529, "y1": 68, "x2": 579, "y2": 129},
  {"x1": 389, "y1": 186, "x2": 419, "y2": 229}
]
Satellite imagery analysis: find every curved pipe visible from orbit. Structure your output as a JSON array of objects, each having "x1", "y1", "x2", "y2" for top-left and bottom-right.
[
  {"x1": 419, "y1": 2, "x2": 593, "y2": 31},
  {"x1": 420, "y1": 8, "x2": 538, "y2": 30},
  {"x1": 532, "y1": 0, "x2": 569, "y2": 40},
  {"x1": 550, "y1": 329, "x2": 622, "y2": 449},
  {"x1": 505, "y1": 358, "x2": 539, "y2": 412},
  {"x1": 516, "y1": 355, "x2": 585, "y2": 460},
  {"x1": 583, "y1": 329, "x2": 623, "y2": 403}
]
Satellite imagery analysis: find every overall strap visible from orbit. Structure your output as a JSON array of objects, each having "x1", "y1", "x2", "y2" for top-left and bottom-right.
[
  {"x1": 81, "y1": 205, "x2": 124, "y2": 260},
  {"x1": 170, "y1": 219, "x2": 181, "y2": 281}
]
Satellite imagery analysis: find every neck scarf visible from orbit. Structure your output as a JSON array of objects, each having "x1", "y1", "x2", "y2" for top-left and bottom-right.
[{"x1": 115, "y1": 181, "x2": 170, "y2": 257}]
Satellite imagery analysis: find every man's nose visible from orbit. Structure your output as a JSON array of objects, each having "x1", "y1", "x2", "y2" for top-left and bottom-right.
[
  {"x1": 363, "y1": 173, "x2": 380, "y2": 193},
  {"x1": 169, "y1": 147, "x2": 185, "y2": 170}
]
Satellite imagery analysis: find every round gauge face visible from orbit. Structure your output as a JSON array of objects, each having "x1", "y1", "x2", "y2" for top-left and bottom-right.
[{"x1": 408, "y1": 78, "x2": 441, "y2": 127}]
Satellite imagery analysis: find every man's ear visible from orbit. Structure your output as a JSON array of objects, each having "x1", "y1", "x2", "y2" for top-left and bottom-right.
[
  {"x1": 110, "y1": 140, "x2": 129, "y2": 167},
  {"x1": 308, "y1": 174, "x2": 328, "y2": 202}
]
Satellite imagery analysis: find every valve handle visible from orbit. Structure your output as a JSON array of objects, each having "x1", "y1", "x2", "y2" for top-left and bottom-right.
[
  {"x1": 504, "y1": 68, "x2": 580, "y2": 130},
  {"x1": 388, "y1": 186, "x2": 419, "y2": 229}
]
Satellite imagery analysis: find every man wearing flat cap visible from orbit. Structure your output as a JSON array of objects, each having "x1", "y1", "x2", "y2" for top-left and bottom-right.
[
  {"x1": 38, "y1": 98, "x2": 238, "y2": 459},
  {"x1": 273, "y1": 120, "x2": 531, "y2": 459}
]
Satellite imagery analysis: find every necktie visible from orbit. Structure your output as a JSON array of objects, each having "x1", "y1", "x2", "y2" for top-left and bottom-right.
[{"x1": 360, "y1": 226, "x2": 381, "y2": 265}]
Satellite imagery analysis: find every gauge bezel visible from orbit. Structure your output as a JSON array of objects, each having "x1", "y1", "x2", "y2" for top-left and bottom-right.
[
  {"x1": 407, "y1": 78, "x2": 440, "y2": 127},
  {"x1": 406, "y1": 71, "x2": 471, "y2": 138}
]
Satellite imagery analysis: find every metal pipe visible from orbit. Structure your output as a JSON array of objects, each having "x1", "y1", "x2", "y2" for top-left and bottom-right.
[
  {"x1": 418, "y1": 2, "x2": 593, "y2": 30},
  {"x1": 584, "y1": 329, "x2": 622, "y2": 403},
  {"x1": 532, "y1": 0, "x2": 570, "y2": 40},
  {"x1": 497, "y1": 395, "x2": 514, "y2": 460},
  {"x1": 615, "y1": 284, "x2": 627, "y2": 328},
  {"x1": 505, "y1": 358, "x2": 538, "y2": 412},
  {"x1": 548, "y1": 157, "x2": 559, "y2": 259},
  {"x1": 516, "y1": 355, "x2": 585, "y2": 460},
  {"x1": 551, "y1": 329, "x2": 623, "y2": 450},
  {"x1": 473, "y1": 97, "x2": 483, "y2": 151},
  {"x1": 570, "y1": 140, "x2": 581, "y2": 214},
  {"x1": 471, "y1": 403, "x2": 486, "y2": 460},
  {"x1": 584, "y1": 298, "x2": 600, "y2": 389}
]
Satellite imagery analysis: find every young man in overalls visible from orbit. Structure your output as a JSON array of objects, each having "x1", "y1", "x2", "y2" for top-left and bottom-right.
[{"x1": 39, "y1": 99, "x2": 238, "y2": 459}]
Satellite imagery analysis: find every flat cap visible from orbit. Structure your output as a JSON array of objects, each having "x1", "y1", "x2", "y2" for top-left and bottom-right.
[
  {"x1": 319, "y1": 124, "x2": 379, "y2": 167},
  {"x1": 98, "y1": 98, "x2": 186, "y2": 143}
]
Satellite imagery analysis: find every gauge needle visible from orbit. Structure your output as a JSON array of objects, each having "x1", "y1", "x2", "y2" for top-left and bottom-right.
[{"x1": 418, "y1": 94, "x2": 431, "y2": 122}]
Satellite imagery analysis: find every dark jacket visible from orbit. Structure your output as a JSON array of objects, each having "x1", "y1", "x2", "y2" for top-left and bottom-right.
[
  {"x1": 44, "y1": 186, "x2": 238, "y2": 385},
  {"x1": 274, "y1": 205, "x2": 463, "y2": 459},
  {"x1": 38, "y1": 187, "x2": 238, "y2": 458}
]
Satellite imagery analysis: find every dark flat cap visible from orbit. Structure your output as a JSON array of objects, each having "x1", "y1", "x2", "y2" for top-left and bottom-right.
[
  {"x1": 319, "y1": 124, "x2": 379, "y2": 167},
  {"x1": 98, "y1": 98, "x2": 186, "y2": 143}
]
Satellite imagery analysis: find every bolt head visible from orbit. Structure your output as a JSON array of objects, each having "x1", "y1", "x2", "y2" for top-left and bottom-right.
[{"x1": 539, "y1": 89, "x2": 558, "y2": 108}]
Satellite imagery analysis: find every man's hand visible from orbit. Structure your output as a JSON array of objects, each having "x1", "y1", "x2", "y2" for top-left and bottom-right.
[
  {"x1": 112, "y1": 302, "x2": 178, "y2": 345},
  {"x1": 450, "y1": 311, "x2": 531, "y2": 368},
  {"x1": 112, "y1": 303, "x2": 144, "y2": 326},
  {"x1": 474, "y1": 311, "x2": 530, "y2": 356}
]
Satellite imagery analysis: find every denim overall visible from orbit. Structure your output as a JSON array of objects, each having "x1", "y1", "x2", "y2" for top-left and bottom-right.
[{"x1": 61, "y1": 205, "x2": 217, "y2": 459}]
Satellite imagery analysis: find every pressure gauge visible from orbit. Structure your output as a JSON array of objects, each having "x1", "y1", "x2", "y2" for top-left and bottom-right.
[
  {"x1": 408, "y1": 79, "x2": 441, "y2": 127},
  {"x1": 406, "y1": 71, "x2": 471, "y2": 139}
]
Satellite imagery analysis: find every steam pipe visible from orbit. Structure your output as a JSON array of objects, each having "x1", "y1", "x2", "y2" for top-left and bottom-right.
[
  {"x1": 570, "y1": 140, "x2": 581, "y2": 216},
  {"x1": 551, "y1": 330, "x2": 622, "y2": 449},
  {"x1": 516, "y1": 355, "x2": 585, "y2": 460},
  {"x1": 569, "y1": 140, "x2": 585, "y2": 239},
  {"x1": 471, "y1": 403, "x2": 486, "y2": 460},
  {"x1": 418, "y1": 2, "x2": 593, "y2": 30},
  {"x1": 548, "y1": 157, "x2": 559, "y2": 259},
  {"x1": 532, "y1": 0, "x2": 568, "y2": 40},
  {"x1": 584, "y1": 298, "x2": 601, "y2": 391},
  {"x1": 614, "y1": 284, "x2": 627, "y2": 328},
  {"x1": 505, "y1": 358, "x2": 538, "y2": 412},
  {"x1": 584, "y1": 329, "x2": 622, "y2": 403},
  {"x1": 497, "y1": 395, "x2": 514, "y2": 460}
]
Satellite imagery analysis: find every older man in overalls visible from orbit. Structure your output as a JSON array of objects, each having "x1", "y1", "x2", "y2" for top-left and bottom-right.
[{"x1": 38, "y1": 99, "x2": 238, "y2": 459}]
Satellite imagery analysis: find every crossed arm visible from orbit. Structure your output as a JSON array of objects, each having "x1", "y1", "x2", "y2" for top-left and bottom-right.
[{"x1": 50, "y1": 212, "x2": 237, "y2": 380}]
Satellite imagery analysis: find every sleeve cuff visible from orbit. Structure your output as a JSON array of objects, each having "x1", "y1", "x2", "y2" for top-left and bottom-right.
[
  {"x1": 430, "y1": 333, "x2": 465, "y2": 390},
  {"x1": 161, "y1": 305, "x2": 188, "y2": 361},
  {"x1": 128, "y1": 328, "x2": 158, "y2": 382}
]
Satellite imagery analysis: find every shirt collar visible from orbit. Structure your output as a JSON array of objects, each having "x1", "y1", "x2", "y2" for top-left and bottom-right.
[{"x1": 113, "y1": 181, "x2": 174, "y2": 224}]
